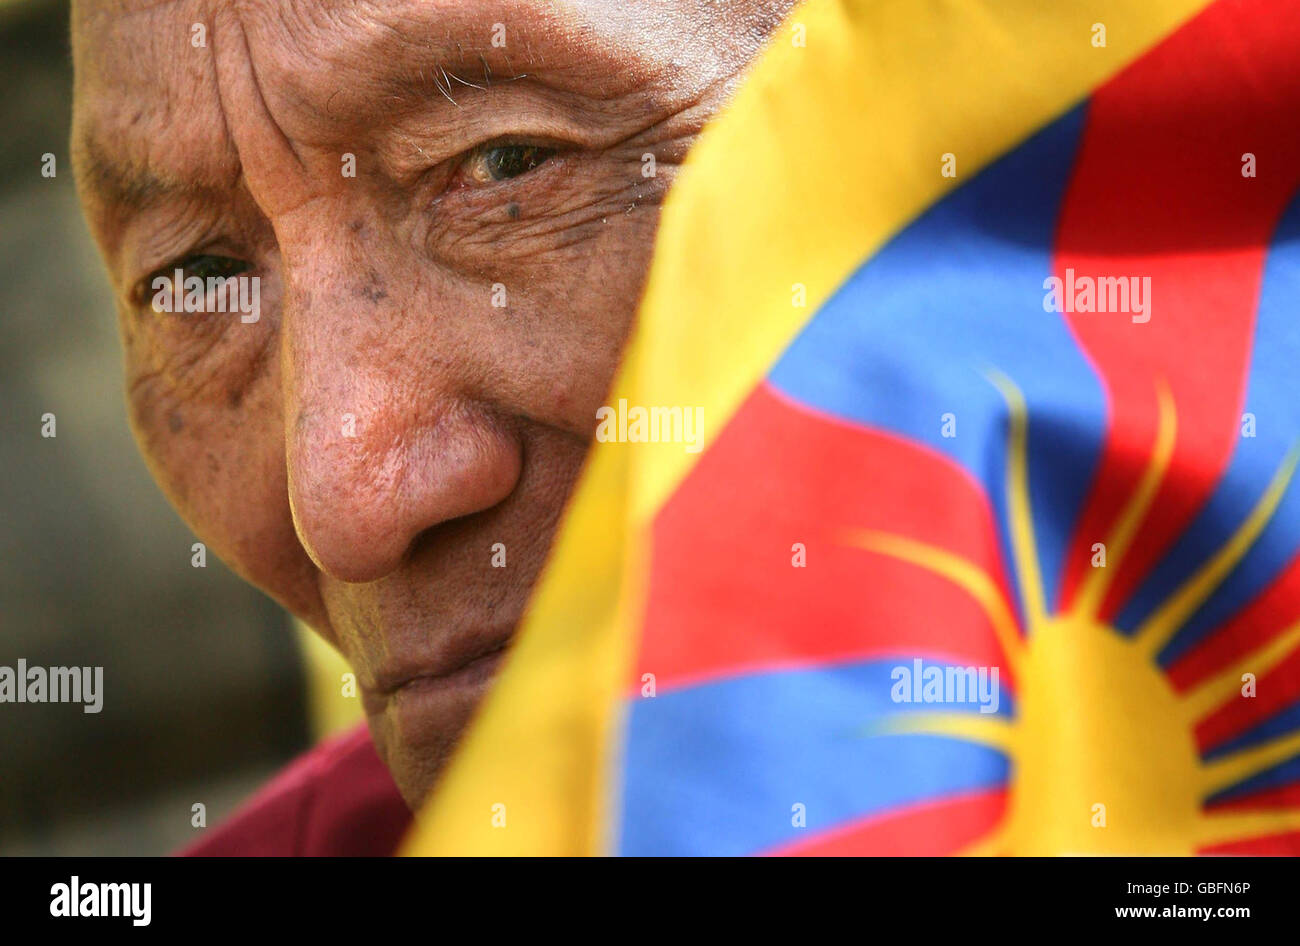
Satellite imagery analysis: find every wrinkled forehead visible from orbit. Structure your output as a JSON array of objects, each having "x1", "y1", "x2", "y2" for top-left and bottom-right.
[
  {"x1": 76, "y1": 1, "x2": 691, "y2": 152},
  {"x1": 72, "y1": 0, "x2": 227, "y2": 196},
  {"x1": 70, "y1": 0, "x2": 692, "y2": 195}
]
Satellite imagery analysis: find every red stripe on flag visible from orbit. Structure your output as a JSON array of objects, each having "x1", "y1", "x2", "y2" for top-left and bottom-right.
[
  {"x1": 1193, "y1": 646, "x2": 1300, "y2": 753},
  {"x1": 1169, "y1": 559, "x2": 1300, "y2": 694},
  {"x1": 634, "y1": 383, "x2": 1017, "y2": 695},
  {"x1": 760, "y1": 788, "x2": 1007, "y2": 857},
  {"x1": 1055, "y1": 0, "x2": 1300, "y2": 619},
  {"x1": 1198, "y1": 830, "x2": 1300, "y2": 856}
]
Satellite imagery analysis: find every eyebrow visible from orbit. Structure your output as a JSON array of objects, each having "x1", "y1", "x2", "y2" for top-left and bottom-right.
[
  {"x1": 77, "y1": 139, "x2": 185, "y2": 213},
  {"x1": 383, "y1": 48, "x2": 538, "y2": 110},
  {"x1": 389, "y1": 62, "x2": 490, "y2": 110}
]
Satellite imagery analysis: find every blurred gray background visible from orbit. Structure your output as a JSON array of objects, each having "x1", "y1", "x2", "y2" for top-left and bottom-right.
[{"x1": 0, "y1": 0, "x2": 314, "y2": 855}]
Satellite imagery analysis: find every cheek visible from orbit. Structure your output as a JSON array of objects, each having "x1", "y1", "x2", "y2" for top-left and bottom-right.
[
  {"x1": 126, "y1": 355, "x2": 328, "y2": 627},
  {"x1": 531, "y1": 210, "x2": 661, "y2": 423}
]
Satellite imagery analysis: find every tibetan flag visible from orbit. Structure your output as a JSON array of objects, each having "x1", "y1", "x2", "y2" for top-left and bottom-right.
[{"x1": 408, "y1": 0, "x2": 1300, "y2": 855}]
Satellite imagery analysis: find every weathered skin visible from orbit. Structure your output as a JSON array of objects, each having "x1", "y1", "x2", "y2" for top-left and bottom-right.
[{"x1": 72, "y1": 0, "x2": 790, "y2": 806}]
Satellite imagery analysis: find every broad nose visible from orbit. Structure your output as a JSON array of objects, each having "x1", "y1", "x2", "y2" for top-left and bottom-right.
[{"x1": 277, "y1": 219, "x2": 522, "y2": 584}]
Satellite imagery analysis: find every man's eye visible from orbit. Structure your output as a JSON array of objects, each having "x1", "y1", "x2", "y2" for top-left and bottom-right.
[
  {"x1": 463, "y1": 144, "x2": 557, "y2": 184},
  {"x1": 172, "y1": 254, "x2": 250, "y2": 282},
  {"x1": 143, "y1": 254, "x2": 251, "y2": 289},
  {"x1": 135, "y1": 254, "x2": 251, "y2": 308}
]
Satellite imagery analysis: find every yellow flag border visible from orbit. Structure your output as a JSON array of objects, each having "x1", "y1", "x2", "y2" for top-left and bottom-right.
[{"x1": 406, "y1": 0, "x2": 1214, "y2": 856}]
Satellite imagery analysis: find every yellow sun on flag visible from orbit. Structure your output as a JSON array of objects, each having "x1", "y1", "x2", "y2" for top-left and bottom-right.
[{"x1": 849, "y1": 373, "x2": 1300, "y2": 855}]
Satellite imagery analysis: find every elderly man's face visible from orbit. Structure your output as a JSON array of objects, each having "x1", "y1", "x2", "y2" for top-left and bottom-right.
[{"x1": 71, "y1": 0, "x2": 786, "y2": 804}]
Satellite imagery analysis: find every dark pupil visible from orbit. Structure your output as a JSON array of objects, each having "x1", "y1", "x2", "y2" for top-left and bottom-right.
[
  {"x1": 183, "y1": 255, "x2": 249, "y2": 281},
  {"x1": 485, "y1": 145, "x2": 554, "y2": 181}
]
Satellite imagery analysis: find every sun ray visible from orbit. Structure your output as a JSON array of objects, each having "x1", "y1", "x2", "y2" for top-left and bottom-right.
[
  {"x1": 1196, "y1": 807, "x2": 1300, "y2": 848},
  {"x1": 1072, "y1": 381, "x2": 1176, "y2": 620},
  {"x1": 1179, "y1": 618, "x2": 1300, "y2": 723},
  {"x1": 843, "y1": 529, "x2": 1024, "y2": 674},
  {"x1": 1135, "y1": 445, "x2": 1300, "y2": 658},
  {"x1": 1200, "y1": 726, "x2": 1300, "y2": 797},
  {"x1": 862, "y1": 715, "x2": 1019, "y2": 856},
  {"x1": 987, "y1": 370, "x2": 1049, "y2": 632},
  {"x1": 840, "y1": 369, "x2": 1300, "y2": 855},
  {"x1": 862, "y1": 711, "x2": 1019, "y2": 754}
]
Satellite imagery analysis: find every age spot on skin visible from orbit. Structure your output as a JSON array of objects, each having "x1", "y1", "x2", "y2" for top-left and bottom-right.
[
  {"x1": 357, "y1": 272, "x2": 388, "y2": 303},
  {"x1": 506, "y1": 202, "x2": 520, "y2": 220},
  {"x1": 167, "y1": 411, "x2": 184, "y2": 433}
]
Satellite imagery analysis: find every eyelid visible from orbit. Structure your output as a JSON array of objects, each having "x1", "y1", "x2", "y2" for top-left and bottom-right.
[
  {"x1": 462, "y1": 130, "x2": 570, "y2": 164},
  {"x1": 464, "y1": 143, "x2": 557, "y2": 183},
  {"x1": 130, "y1": 251, "x2": 251, "y2": 308},
  {"x1": 443, "y1": 137, "x2": 569, "y2": 196},
  {"x1": 464, "y1": 132, "x2": 572, "y2": 154}
]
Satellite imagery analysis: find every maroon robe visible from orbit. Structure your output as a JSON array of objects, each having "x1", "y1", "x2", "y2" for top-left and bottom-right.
[{"x1": 181, "y1": 723, "x2": 411, "y2": 857}]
